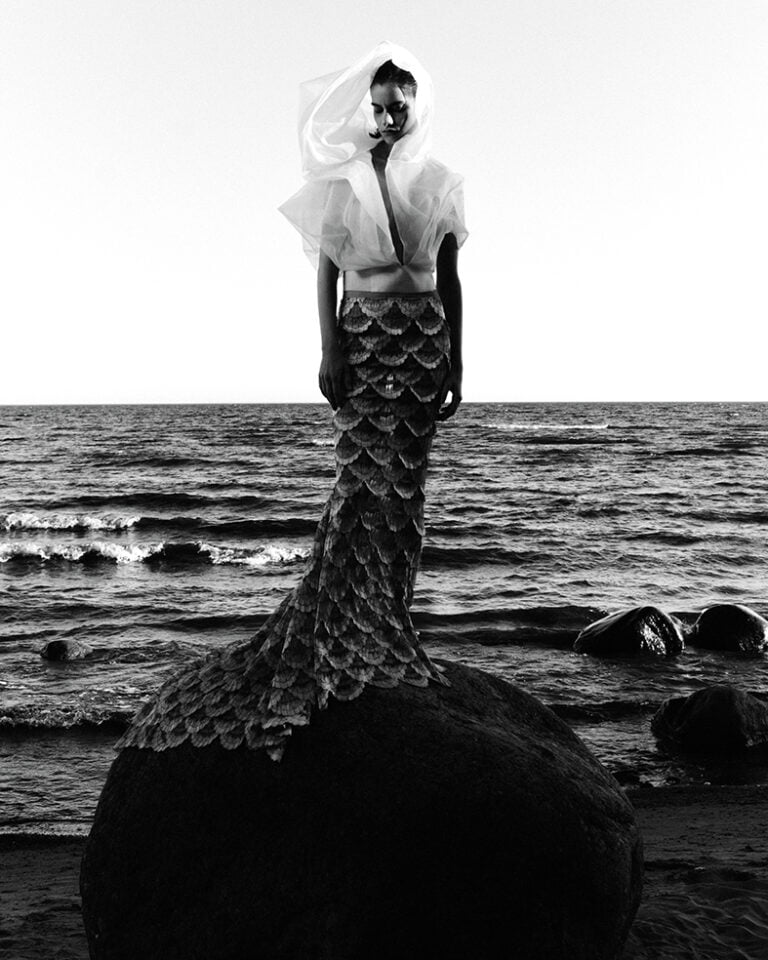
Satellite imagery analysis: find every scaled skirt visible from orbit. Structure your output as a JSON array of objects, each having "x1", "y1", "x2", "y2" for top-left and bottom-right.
[{"x1": 118, "y1": 292, "x2": 450, "y2": 760}]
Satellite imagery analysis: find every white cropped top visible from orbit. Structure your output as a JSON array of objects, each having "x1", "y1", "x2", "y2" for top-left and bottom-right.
[
  {"x1": 280, "y1": 155, "x2": 466, "y2": 271},
  {"x1": 278, "y1": 42, "x2": 468, "y2": 271}
]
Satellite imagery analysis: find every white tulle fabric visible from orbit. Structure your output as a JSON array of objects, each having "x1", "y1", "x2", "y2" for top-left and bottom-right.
[{"x1": 279, "y1": 42, "x2": 468, "y2": 271}]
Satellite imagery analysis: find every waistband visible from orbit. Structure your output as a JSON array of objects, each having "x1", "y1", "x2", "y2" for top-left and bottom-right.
[{"x1": 342, "y1": 290, "x2": 438, "y2": 300}]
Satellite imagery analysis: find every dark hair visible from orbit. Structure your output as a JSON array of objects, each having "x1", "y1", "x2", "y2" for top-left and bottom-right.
[
  {"x1": 371, "y1": 60, "x2": 417, "y2": 95},
  {"x1": 369, "y1": 60, "x2": 417, "y2": 139}
]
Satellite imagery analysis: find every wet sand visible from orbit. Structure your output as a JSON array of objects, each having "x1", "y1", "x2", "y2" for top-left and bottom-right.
[
  {"x1": 2, "y1": 785, "x2": 768, "y2": 959},
  {"x1": 623, "y1": 784, "x2": 768, "y2": 959}
]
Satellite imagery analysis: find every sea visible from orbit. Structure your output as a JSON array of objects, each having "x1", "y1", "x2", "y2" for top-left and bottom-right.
[{"x1": 2, "y1": 401, "x2": 768, "y2": 837}]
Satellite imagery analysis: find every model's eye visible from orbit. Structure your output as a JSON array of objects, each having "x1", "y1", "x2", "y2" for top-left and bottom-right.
[
  {"x1": 391, "y1": 104, "x2": 406, "y2": 113},
  {"x1": 372, "y1": 106, "x2": 382, "y2": 114}
]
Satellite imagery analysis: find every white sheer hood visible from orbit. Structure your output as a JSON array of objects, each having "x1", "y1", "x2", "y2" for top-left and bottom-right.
[
  {"x1": 298, "y1": 41, "x2": 434, "y2": 177},
  {"x1": 279, "y1": 42, "x2": 467, "y2": 271}
]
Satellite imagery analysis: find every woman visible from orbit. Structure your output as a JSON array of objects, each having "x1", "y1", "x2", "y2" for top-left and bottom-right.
[{"x1": 118, "y1": 43, "x2": 467, "y2": 761}]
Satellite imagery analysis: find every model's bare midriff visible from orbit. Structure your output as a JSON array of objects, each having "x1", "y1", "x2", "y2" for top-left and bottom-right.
[{"x1": 343, "y1": 264, "x2": 435, "y2": 294}]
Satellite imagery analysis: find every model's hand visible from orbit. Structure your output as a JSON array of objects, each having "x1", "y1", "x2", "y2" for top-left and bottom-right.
[
  {"x1": 437, "y1": 364, "x2": 462, "y2": 421},
  {"x1": 319, "y1": 348, "x2": 353, "y2": 410}
]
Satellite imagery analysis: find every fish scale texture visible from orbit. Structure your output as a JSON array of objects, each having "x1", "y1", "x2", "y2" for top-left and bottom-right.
[{"x1": 118, "y1": 294, "x2": 451, "y2": 760}]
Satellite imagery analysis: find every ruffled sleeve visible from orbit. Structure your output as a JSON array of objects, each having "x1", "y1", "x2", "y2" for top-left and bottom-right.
[
  {"x1": 440, "y1": 177, "x2": 469, "y2": 250},
  {"x1": 278, "y1": 179, "x2": 353, "y2": 269},
  {"x1": 280, "y1": 161, "x2": 467, "y2": 271}
]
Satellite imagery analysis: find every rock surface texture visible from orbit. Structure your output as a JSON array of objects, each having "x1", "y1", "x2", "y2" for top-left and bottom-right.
[
  {"x1": 574, "y1": 606, "x2": 684, "y2": 658},
  {"x1": 652, "y1": 684, "x2": 768, "y2": 753},
  {"x1": 81, "y1": 660, "x2": 643, "y2": 960},
  {"x1": 689, "y1": 604, "x2": 768, "y2": 655}
]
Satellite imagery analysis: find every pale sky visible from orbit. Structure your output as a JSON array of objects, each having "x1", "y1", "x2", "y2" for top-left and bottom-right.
[{"x1": 2, "y1": 0, "x2": 766, "y2": 403}]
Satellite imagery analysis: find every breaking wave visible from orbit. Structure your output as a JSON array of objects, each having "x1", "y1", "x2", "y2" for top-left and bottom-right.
[
  {"x1": 0, "y1": 703, "x2": 132, "y2": 732},
  {"x1": 1, "y1": 512, "x2": 140, "y2": 532},
  {"x1": 0, "y1": 540, "x2": 310, "y2": 567}
]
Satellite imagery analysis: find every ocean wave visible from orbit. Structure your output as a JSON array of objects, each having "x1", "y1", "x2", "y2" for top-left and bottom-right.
[
  {"x1": 549, "y1": 700, "x2": 662, "y2": 723},
  {"x1": 626, "y1": 531, "x2": 704, "y2": 546},
  {"x1": 415, "y1": 604, "x2": 606, "y2": 646},
  {"x1": 99, "y1": 456, "x2": 196, "y2": 468},
  {"x1": 163, "y1": 613, "x2": 268, "y2": 633},
  {"x1": 0, "y1": 511, "x2": 140, "y2": 532},
  {"x1": 577, "y1": 505, "x2": 625, "y2": 518},
  {"x1": 421, "y1": 545, "x2": 543, "y2": 568},
  {"x1": 416, "y1": 604, "x2": 602, "y2": 628},
  {"x1": 485, "y1": 421, "x2": 610, "y2": 431},
  {"x1": 654, "y1": 445, "x2": 758, "y2": 459},
  {"x1": 691, "y1": 509, "x2": 768, "y2": 525},
  {"x1": 135, "y1": 515, "x2": 317, "y2": 537},
  {"x1": 2, "y1": 511, "x2": 320, "y2": 539},
  {"x1": 109, "y1": 456, "x2": 243, "y2": 468},
  {"x1": 510, "y1": 437, "x2": 632, "y2": 446},
  {"x1": 0, "y1": 823, "x2": 93, "y2": 839},
  {"x1": 30, "y1": 492, "x2": 272, "y2": 512},
  {"x1": 139, "y1": 542, "x2": 311, "y2": 568},
  {"x1": 0, "y1": 703, "x2": 132, "y2": 732},
  {"x1": 0, "y1": 540, "x2": 310, "y2": 568},
  {"x1": 0, "y1": 542, "x2": 157, "y2": 564}
]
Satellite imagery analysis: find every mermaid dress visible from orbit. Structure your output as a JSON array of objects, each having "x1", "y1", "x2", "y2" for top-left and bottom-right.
[
  {"x1": 120, "y1": 42, "x2": 466, "y2": 760},
  {"x1": 118, "y1": 292, "x2": 450, "y2": 760}
]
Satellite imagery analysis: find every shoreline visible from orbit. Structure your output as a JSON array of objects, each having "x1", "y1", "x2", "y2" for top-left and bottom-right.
[
  {"x1": 624, "y1": 784, "x2": 768, "y2": 959},
  {"x1": 2, "y1": 785, "x2": 768, "y2": 959}
]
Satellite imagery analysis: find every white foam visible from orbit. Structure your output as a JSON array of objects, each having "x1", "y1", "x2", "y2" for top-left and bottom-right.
[
  {"x1": 0, "y1": 541, "x2": 158, "y2": 564},
  {"x1": 0, "y1": 539, "x2": 310, "y2": 567},
  {"x1": 205, "y1": 542, "x2": 310, "y2": 567},
  {"x1": 0, "y1": 701, "x2": 133, "y2": 728},
  {"x1": 0, "y1": 512, "x2": 140, "y2": 531}
]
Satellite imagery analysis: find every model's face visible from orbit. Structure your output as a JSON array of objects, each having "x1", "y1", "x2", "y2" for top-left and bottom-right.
[{"x1": 370, "y1": 82, "x2": 416, "y2": 144}]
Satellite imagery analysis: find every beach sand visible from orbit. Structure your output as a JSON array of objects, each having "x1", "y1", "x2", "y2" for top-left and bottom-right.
[
  {"x1": 2, "y1": 785, "x2": 768, "y2": 960},
  {"x1": 623, "y1": 784, "x2": 768, "y2": 960}
]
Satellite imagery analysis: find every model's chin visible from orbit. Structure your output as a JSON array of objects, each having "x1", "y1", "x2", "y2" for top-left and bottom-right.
[{"x1": 381, "y1": 130, "x2": 409, "y2": 143}]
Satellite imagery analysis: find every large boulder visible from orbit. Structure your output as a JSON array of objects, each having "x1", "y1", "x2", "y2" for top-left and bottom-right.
[
  {"x1": 40, "y1": 638, "x2": 93, "y2": 660},
  {"x1": 689, "y1": 604, "x2": 768, "y2": 655},
  {"x1": 574, "y1": 606, "x2": 684, "y2": 658},
  {"x1": 651, "y1": 684, "x2": 768, "y2": 752},
  {"x1": 81, "y1": 660, "x2": 642, "y2": 960}
]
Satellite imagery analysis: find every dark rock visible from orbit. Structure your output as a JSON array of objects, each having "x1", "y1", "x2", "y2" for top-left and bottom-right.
[
  {"x1": 573, "y1": 606, "x2": 684, "y2": 658},
  {"x1": 689, "y1": 604, "x2": 768, "y2": 655},
  {"x1": 81, "y1": 660, "x2": 643, "y2": 960},
  {"x1": 611, "y1": 767, "x2": 642, "y2": 787},
  {"x1": 40, "y1": 638, "x2": 93, "y2": 661},
  {"x1": 651, "y1": 684, "x2": 768, "y2": 752}
]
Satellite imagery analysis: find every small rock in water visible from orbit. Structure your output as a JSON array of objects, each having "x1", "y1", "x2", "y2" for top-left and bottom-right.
[
  {"x1": 689, "y1": 603, "x2": 768, "y2": 655},
  {"x1": 40, "y1": 639, "x2": 94, "y2": 661},
  {"x1": 573, "y1": 606, "x2": 684, "y2": 658},
  {"x1": 81, "y1": 660, "x2": 643, "y2": 960},
  {"x1": 651, "y1": 684, "x2": 768, "y2": 752}
]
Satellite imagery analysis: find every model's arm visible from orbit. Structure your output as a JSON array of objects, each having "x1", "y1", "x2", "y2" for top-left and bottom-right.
[
  {"x1": 317, "y1": 251, "x2": 351, "y2": 410},
  {"x1": 436, "y1": 233, "x2": 463, "y2": 420}
]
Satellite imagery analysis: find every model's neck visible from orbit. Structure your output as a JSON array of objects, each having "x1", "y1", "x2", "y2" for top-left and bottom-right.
[{"x1": 371, "y1": 141, "x2": 393, "y2": 163}]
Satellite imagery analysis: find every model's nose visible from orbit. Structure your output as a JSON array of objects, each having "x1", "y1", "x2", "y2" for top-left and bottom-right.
[{"x1": 384, "y1": 111, "x2": 395, "y2": 126}]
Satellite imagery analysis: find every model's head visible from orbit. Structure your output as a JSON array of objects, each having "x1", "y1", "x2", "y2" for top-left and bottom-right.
[{"x1": 369, "y1": 60, "x2": 418, "y2": 143}]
